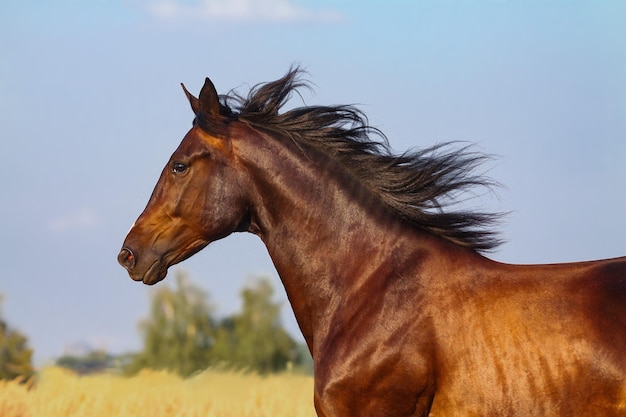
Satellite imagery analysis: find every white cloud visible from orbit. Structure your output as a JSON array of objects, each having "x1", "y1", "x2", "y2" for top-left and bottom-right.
[
  {"x1": 47, "y1": 208, "x2": 101, "y2": 233},
  {"x1": 147, "y1": 0, "x2": 342, "y2": 23}
]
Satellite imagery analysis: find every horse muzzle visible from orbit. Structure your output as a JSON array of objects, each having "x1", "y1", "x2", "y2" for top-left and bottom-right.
[{"x1": 117, "y1": 246, "x2": 168, "y2": 285}]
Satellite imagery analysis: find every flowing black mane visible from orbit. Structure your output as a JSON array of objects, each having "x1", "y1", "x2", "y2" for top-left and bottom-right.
[{"x1": 212, "y1": 67, "x2": 502, "y2": 252}]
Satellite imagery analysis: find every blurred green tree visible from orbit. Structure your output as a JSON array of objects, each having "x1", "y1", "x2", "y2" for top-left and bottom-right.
[
  {"x1": 128, "y1": 273, "x2": 309, "y2": 376},
  {"x1": 128, "y1": 271, "x2": 216, "y2": 377},
  {"x1": 0, "y1": 296, "x2": 35, "y2": 381},
  {"x1": 212, "y1": 278, "x2": 298, "y2": 374},
  {"x1": 56, "y1": 350, "x2": 116, "y2": 375}
]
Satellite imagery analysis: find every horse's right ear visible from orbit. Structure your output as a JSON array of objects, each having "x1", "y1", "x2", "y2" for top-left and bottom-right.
[{"x1": 181, "y1": 83, "x2": 200, "y2": 114}]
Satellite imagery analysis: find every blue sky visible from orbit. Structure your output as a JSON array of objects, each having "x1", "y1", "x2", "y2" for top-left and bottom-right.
[{"x1": 1, "y1": 0, "x2": 625, "y2": 364}]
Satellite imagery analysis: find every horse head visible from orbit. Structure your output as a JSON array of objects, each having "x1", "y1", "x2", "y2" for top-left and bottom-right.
[{"x1": 117, "y1": 78, "x2": 250, "y2": 285}]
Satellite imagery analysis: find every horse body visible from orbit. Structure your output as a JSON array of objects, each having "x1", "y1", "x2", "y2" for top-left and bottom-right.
[
  {"x1": 118, "y1": 69, "x2": 626, "y2": 416},
  {"x1": 429, "y1": 257, "x2": 626, "y2": 415}
]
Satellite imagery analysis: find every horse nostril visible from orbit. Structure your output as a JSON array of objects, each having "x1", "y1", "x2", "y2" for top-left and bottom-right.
[{"x1": 117, "y1": 247, "x2": 136, "y2": 270}]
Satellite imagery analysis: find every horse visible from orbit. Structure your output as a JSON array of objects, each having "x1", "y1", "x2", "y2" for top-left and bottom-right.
[{"x1": 118, "y1": 67, "x2": 626, "y2": 416}]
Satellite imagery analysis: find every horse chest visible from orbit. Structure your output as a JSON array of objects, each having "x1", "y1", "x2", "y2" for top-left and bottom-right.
[{"x1": 312, "y1": 324, "x2": 437, "y2": 417}]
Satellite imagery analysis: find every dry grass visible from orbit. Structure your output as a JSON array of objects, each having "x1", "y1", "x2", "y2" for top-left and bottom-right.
[{"x1": 0, "y1": 367, "x2": 316, "y2": 417}]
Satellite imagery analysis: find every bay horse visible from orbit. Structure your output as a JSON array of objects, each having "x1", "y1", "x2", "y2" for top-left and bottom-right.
[{"x1": 118, "y1": 68, "x2": 626, "y2": 416}]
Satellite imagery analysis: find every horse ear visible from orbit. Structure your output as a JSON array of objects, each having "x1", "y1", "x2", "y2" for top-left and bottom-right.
[
  {"x1": 198, "y1": 77, "x2": 221, "y2": 119},
  {"x1": 181, "y1": 78, "x2": 221, "y2": 118},
  {"x1": 181, "y1": 83, "x2": 200, "y2": 114}
]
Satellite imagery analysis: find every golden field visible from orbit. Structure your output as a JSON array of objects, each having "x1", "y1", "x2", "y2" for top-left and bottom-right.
[{"x1": 0, "y1": 367, "x2": 316, "y2": 417}]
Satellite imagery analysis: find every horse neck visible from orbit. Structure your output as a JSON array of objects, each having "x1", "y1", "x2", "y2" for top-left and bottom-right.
[{"x1": 234, "y1": 125, "x2": 431, "y2": 347}]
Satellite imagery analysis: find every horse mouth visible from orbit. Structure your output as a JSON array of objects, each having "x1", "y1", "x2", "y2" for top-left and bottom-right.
[
  {"x1": 122, "y1": 239, "x2": 209, "y2": 285},
  {"x1": 140, "y1": 260, "x2": 169, "y2": 285}
]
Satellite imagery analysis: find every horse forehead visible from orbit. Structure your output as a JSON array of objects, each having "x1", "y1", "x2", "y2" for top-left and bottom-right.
[{"x1": 178, "y1": 126, "x2": 230, "y2": 155}]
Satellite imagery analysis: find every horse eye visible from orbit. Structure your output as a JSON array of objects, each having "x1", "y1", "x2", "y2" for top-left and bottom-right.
[{"x1": 172, "y1": 162, "x2": 188, "y2": 174}]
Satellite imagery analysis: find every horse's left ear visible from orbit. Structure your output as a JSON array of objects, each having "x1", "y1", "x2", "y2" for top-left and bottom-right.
[{"x1": 181, "y1": 83, "x2": 200, "y2": 114}]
